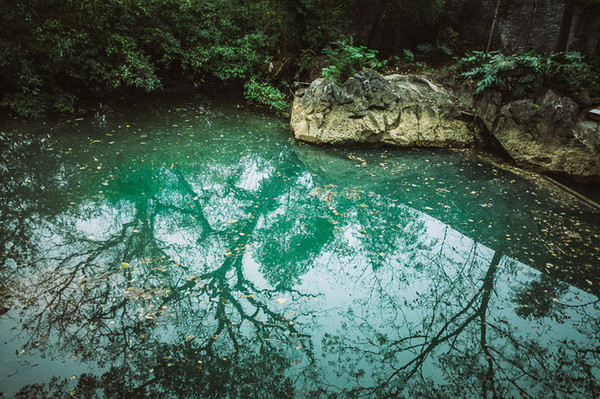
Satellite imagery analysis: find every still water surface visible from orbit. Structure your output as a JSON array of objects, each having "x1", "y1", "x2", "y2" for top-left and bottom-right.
[{"x1": 1, "y1": 96, "x2": 599, "y2": 398}]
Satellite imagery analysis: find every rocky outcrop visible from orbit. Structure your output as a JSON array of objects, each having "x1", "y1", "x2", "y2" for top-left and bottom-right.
[
  {"x1": 475, "y1": 90, "x2": 600, "y2": 178},
  {"x1": 291, "y1": 70, "x2": 600, "y2": 180},
  {"x1": 291, "y1": 70, "x2": 474, "y2": 147},
  {"x1": 575, "y1": 121, "x2": 600, "y2": 157}
]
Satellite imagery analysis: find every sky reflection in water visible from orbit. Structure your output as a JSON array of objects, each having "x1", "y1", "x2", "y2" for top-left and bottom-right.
[{"x1": 0, "y1": 97, "x2": 599, "y2": 398}]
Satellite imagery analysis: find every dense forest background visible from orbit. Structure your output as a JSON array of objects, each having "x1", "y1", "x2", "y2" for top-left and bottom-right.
[{"x1": 1, "y1": 0, "x2": 599, "y2": 117}]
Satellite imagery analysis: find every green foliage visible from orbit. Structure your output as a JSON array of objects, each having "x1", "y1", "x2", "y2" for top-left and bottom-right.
[
  {"x1": 460, "y1": 51, "x2": 591, "y2": 97},
  {"x1": 260, "y1": 0, "x2": 353, "y2": 52},
  {"x1": 243, "y1": 78, "x2": 289, "y2": 114},
  {"x1": 403, "y1": 49, "x2": 416, "y2": 63},
  {"x1": 371, "y1": 0, "x2": 446, "y2": 27},
  {"x1": 417, "y1": 41, "x2": 453, "y2": 58},
  {"x1": 0, "y1": 0, "x2": 458, "y2": 117},
  {"x1": 0, "y1": 0, "x2": 275, "y2": 117},
  {"x1": 549, "y1": 51, "x2": 591, "y2": 88},
  {"x1": 321, "y1": 39, "x2": 381, "y2": 84},
  {"x1": 297, "y1": 51, "x2": 316, "y2": 77}
]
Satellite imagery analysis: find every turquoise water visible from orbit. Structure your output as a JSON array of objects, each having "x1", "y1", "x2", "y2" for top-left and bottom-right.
[{"x1": 1, "y1": 96, "x2": 599, "y2": 398}]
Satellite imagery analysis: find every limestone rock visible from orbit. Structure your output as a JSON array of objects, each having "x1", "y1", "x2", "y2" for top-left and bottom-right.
[
  {"x1": 292, "y1": 70, "x2": 600, "y2": 179},
  {"x1": 491, "y1": 90, "x2": 600, "y2": 178},
  {"x1": 476, "y1": 91, "x2": 502, "y2": 132},
  {"x1": 291, "y1": 70, "x2": 473, "y2": 147},
  {"x1": 574, "y1": 121, "x2": 600, "y2": 156}
]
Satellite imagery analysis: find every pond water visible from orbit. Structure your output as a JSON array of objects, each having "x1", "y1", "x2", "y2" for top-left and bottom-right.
[{"x1": 1, "y1": 96, "x2": 600, "y2": 398}]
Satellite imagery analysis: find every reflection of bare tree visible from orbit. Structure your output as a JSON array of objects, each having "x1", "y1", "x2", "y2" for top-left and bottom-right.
[
  {"x1": 293, "y1": 143, "x2": 600, "y2": 297},
  {"x1": 253, "y1": 187, "x2": 337, "y2": 290},
  {"x1": 514, "y1": 273, "x2": 570, "y2": 320},
  {"x1": 0, "y1": 131, "x2": 80, "y2": 321},
  {"x1": 318, "y1": 234, "x2": 600, "y2": 398},
  {"x1": 318, "y1": 244, "x2": 501, "y2": 398},
  {"x1": 2, "y1": 127, "x2": 600, "y2": 398},
  {"x1": 385, "y1": 250, "x2": 501, "y2": 387},
  {"x1": 286, "y1": 146, "x2": 600, "y2": 398},
  {"x1": 0, "y1": 132, "x2": 63, "y2": 268},
  {"x1": 0, "y1": 136, "x2": 330, "y2": 397}
]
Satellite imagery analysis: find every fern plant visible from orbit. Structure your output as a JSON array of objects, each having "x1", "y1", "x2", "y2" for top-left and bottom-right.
[
  {"x1": 549, "y1": 51, "x2": 591, "y2": 88},
  {"x1": 460, "y1": 50, "x2": 591, "y2": 97}
]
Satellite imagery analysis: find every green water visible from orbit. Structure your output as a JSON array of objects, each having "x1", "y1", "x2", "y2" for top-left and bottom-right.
[{"x1": 1, "y1": 96, "x2": 599, "y2": 398}]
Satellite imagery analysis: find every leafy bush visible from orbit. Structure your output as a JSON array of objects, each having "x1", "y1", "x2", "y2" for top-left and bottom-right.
[
  {"x1": 321, "y1": 39, "x2": 382, "y2": 84},
  {"x1": 0, "y1": 0, "x2": 464, "y2": 117},
  {"x1": 243, "y1": 78, "x2": 289, "y2": 114},
  {"x1": 0, "y1": 0, "x2": 275, "y2": 117},
  {"x1": 403, "y1": 49, "x2": 416, "y2": 63},
  {"x1": 460, "y1": 50, "x2": 591, "y2": 97}
]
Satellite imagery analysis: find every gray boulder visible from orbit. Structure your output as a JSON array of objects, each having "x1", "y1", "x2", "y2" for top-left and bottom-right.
[
  {"x1": 488, "y1": 90, "x2": 600, "y2": 177},
  {"x1": 291, "y1": 70, "x2": 474, "y2": 147}
]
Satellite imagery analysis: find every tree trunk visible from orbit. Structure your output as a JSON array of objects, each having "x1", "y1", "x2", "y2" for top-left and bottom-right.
[
  {"x1": 486, "y1": 0, "x2": 503, "y2": 55},
  {"x1": 367, "y1": 0, "x2": 387, "y2": 49},
  {"x1": 555, "y1": 0, "x2": 577, "y2": 52}
]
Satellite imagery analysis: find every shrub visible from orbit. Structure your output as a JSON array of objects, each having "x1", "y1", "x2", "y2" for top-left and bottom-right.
[
  {"x1": 243, "y1": 78, "x2": 289, "y2": 114},
  {"x1": 321, "y1": 38, "x2": 382, "y2": 84},
  {"x1": 0, "y1": 0, "x2": 274, "y2": 117}
]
